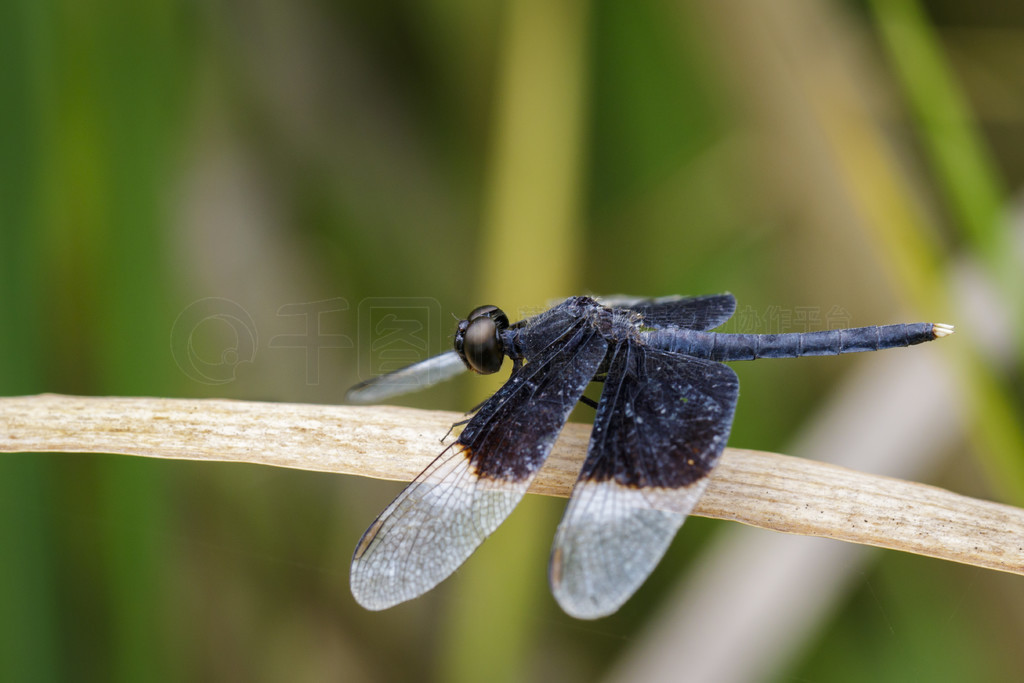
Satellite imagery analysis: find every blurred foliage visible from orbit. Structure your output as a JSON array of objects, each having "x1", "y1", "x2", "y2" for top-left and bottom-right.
[{"x1": 2, "y1": 0, "x2": 1023, "y2": 682}]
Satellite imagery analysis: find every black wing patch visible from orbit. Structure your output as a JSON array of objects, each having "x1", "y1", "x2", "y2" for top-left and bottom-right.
[
  {"x1": 549, "y1": 341, "x2": 739, "y2": 619},
  {"x1": 611, "y1": 293, "x2": 736, "y2": 331},
  {"x1": 350, "y1": 320, "x2": 608, "y2": 610}
]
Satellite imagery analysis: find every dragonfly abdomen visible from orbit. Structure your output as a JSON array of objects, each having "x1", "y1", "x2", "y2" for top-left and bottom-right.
[{"x1": 647, "y1": 323, "x2": 952, "y2": 361}]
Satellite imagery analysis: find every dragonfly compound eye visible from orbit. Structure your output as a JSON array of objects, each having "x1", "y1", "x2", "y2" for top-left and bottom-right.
[
  {"x1": 466, "y1": 304, "x2": 510, "y2": 329},
  {"x1": 455, "y1": 305, "x2": 508, "y2": 374}
]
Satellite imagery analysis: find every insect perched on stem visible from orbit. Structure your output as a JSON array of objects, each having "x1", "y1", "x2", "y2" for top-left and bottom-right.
[{"x1": 348, "y1": 294, "x2": 953, "y2": 619}]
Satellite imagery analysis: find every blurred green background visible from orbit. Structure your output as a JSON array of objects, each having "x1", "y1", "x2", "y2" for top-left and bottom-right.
[{"x1": 2, "y1": 0, "x2": 1023, "y2": 681}]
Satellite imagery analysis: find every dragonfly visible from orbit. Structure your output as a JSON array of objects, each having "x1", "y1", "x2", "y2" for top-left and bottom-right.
[{"x1": 347, "y1": 294, "x2": 953, "y2": 619}]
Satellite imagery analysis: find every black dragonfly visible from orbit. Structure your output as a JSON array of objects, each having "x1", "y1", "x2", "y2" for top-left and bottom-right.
[{"x1": 347, "y1": 294, "x2": 953, "y2": 619}]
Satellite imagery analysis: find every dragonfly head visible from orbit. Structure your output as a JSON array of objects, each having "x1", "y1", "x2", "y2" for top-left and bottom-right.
[{"x1": 455, "y1": 305, "x2": 510, "y2": 374}]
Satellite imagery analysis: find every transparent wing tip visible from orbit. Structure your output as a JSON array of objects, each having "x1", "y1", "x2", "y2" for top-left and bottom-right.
[
  {"x1": 345, "y1": 380, "x2": 383, "y2": 404},
  {"x1": 346, "y1": 351, "x2": 467, "y2": 404}
]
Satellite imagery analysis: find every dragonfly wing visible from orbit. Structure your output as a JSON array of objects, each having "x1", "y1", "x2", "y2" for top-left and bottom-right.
[
  {"x1": 549, "y1": 341, "x2": 739, "y2": 619},
  {"x1": 602, "y1": 293, "x2": 736, "y2": 331},
  {"x1": 350, "y1": 320, "x2": 608, "y2": 610},
  {"x1": 346, "y1": 350, "x2": 467, "y2": 404}
]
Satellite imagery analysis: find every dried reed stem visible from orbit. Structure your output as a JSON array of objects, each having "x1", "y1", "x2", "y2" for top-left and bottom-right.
[{"x1": 2, "y1": 394, "x2": 1021, "y2": 575}]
